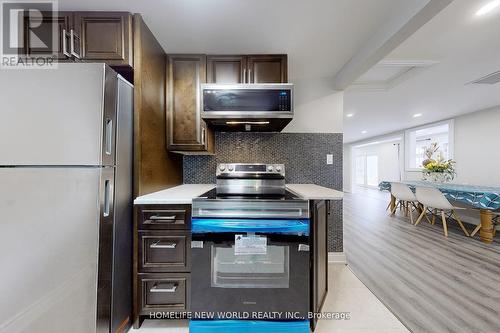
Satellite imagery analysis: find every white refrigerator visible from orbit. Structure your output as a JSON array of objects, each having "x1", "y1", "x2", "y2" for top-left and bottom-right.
[{"x1": 0, "y1": 63, "x2": 133, "y2": 333}]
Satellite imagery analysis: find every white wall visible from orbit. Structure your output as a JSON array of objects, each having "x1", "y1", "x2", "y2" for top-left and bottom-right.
[
  {"x1": 453, "y1": 107, "x2": 500, "y2": 187},
  {"x1": 343, "y1": 145, "x2": 352, "y2": 192},
  {"x1": 284, "y1": 78, "x2": 343, "y2": 133},
  {"x1": 404, "y1": 107, "x2": 500, "y2": 186}
]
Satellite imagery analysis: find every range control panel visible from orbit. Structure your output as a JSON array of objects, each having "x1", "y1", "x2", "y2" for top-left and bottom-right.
[{"x1": 216, "y1": 163, "x2": 285, "y2": 177}]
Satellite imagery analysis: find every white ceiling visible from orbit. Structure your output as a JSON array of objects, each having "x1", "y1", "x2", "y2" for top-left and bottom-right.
[
  {"x1": 344, "y1": 0, "x2": 500, "y2": 143},
  {"x1": 58, "y1": 0, "x2": 427, "y2": 82}
]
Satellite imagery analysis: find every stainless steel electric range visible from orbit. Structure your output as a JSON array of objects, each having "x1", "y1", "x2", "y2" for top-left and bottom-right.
[{"x1": 191, "y1": 163, "x2": 310, "y2": 320}]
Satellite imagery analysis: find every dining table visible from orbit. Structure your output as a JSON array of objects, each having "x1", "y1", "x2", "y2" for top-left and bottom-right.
[{"x1": 379, "y1": 180, "x2": 500, "y2": 243}]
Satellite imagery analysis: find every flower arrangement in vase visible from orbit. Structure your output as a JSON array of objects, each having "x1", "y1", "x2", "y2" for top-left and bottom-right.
[{"x1": 421, "y1": 142, "x2": 456, "y2": 183}]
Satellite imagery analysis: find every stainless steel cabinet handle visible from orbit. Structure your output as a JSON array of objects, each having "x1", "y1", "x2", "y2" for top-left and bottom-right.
[
  {"x1": 149, "y1": 215, "x2": 176, "y2": 221},
  {"x1": 150, "y1": 241, "x2": 177, "y2": 249},
  {"x1": 248, "y1": 69, "x2": 252, "y2": 83},
  {"x1": 105, "y1": 118, "x2": 113, "y2": 156},
  {"x1": 201, "y1": 127, "x2": 206, "y2": 145},
  {"x1": 243, "y1": 69, "x2": 246, "y2": 83},
  {"x1": 70, "y1": 29, "x2": 81, "y2": 59},
  {"x1": 62, "y1": 29, "x2": 70, "y2": 57},
  {"x1": 150, "y1": 283, "x2": 177, "y2": 293}
]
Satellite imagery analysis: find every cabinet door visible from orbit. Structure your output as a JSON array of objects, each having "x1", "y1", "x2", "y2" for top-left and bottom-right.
[
  {"x1": 207, "y1": 55, "x2": 247, "y2": 83},
  {"x1": 74, "y1": 12, "x2": 133, "y2": 66},
  {"x1": 23, "y1": 11, "x2": 73, "y2": 60},
  {"x1": 166, "y1": 54, "x2": 213, "y2": 153},
  {"x1": 247, "y1": 55, "x2": 287, "y2": 83},
  {"x1": 311, "y1": 200, "x2": 328, "y2": 331}
]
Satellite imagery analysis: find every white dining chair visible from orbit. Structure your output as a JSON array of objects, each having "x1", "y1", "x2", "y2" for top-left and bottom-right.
[
  {"x1": 414, "y1": 187, "x2": 470, "y2": 237},
  {"x1": 390, "y1": 182, "x2": 420, "y2": 224}
]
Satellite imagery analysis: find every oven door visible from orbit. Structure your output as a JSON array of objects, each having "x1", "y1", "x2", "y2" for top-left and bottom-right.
[{"x1": 191, "y1": 218, "x2": 310, "y2": 319}]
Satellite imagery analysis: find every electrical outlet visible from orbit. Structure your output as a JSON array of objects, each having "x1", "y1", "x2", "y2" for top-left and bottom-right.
[{"x1": 327, "y1": 154, "x2": 333, "y2": 165}]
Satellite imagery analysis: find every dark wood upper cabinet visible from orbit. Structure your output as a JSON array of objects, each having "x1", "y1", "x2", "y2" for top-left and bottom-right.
[
  {"x1": 247, "y1": 55, "x2": 287, "y2": 83},
  {"x1": 74, "y1": 12, "x2": 133, "y2": 66},
  {"x1": 21, "y1": 11, "x2": 132, "y2": 67},
  {"x1": 166, "y1": 54, "x2": 214, "y2": 154},
  {"x1": 23, "y1": 11, "x2": 73, "y2": 60},
  {"x1": 207, "y1": 54, "x2": 287, "y2": 84},
  {"x1": 207, "y1": 55, "x2": 246, "y2": 83}
]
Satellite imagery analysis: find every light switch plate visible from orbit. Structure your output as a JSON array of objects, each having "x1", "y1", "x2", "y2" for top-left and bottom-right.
[{"x1": 327, "y1": 154, "x2": 333, "y2": 165}]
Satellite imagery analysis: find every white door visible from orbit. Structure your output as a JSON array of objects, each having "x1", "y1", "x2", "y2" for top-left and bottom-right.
[
  {"x1": 355, "y1": 155, "x2": 379, "y2": 188},
  {"x1": 0, "y1": 167, "x2": 101, "y2": 333},
  {"x1": 366, "y1": 155, "x2": 379, "y2": 187}
]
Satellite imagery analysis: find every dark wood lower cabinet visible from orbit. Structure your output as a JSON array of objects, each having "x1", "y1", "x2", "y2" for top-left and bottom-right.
[
  {"x1": 134, "y1": 204, "x2": 192, "y2": 329},
  {"x1": 138, "y1": 273, "x2": 191, "y2": 315},
  {"x1": 311, "y1": 200, "x2": 329, "y2": 331}
]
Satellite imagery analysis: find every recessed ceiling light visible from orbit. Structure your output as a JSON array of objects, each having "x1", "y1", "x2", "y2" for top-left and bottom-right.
[
  {"x1": 361, "y1": 130, "x2": 368, "y2": 134},
  {"x1": 476, "y1": 0, "x2": 500, "y2": 16},
  {"x1": 346, "y1": 113, "x2": 354, "y2": 118},
  {"x1": 413, "y1": 113, "x2": 423, "y2": 118}
]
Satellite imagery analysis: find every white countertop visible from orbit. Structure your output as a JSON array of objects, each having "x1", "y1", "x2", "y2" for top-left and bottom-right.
[
  {"x1": 287, "y1": 184, "x2": 344, "y2": 201},
  {"x1": 134, "y1": 183, "x2": 343, "y2": 205},
  {"x1": 133, "y1": 184, "x2": 214, "y2": 205}
]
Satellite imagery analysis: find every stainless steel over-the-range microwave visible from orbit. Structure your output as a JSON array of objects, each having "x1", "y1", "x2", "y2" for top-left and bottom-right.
[{"x1": 200, "y1": 83, "x2": 294, "y2": 132}]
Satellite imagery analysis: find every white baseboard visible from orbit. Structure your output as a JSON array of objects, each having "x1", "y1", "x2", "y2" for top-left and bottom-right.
[{"x1": 328, "y1": 251, "x2": 347, "y2": 264}]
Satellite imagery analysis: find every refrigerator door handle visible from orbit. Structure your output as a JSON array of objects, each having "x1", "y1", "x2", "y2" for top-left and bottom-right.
[
  {"x1": 103, "y1": 179, "x2": 112, "y2": 217},
  {"x1": 105, "y1": 118, "x2": 113, "y2": 156}
]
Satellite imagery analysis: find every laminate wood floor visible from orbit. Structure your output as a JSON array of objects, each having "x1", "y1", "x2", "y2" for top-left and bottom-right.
[{"x1": 344, "y1": 187, "x2": 500, "y2": 333}]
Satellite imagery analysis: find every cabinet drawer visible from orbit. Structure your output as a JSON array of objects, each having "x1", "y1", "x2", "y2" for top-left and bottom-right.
[
  {"x1": 138, "y1": 273, "x2": 190, "y2": 314},
  {"x1": 139, "y1": 231, "x2": 190, "y2": 272},
  {"x1": 138, "y1": 205, "x2": 191, "y2": 230}
]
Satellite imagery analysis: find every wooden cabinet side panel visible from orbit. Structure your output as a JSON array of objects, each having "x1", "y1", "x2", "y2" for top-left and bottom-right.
[
  {"x1": 311, "y1": 200, "x2": 328, "y2": 331},
  {"x1": 132, "y1": 14, "x2": 182, "y2": 197}
]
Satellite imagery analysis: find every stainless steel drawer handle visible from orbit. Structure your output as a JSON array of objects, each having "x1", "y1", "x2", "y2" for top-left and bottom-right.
[
  {"x1": 149, "y1": 215, "x2": 177, "y2": 221},
  {"x1": 150, "y1": 241, "x2": 177, "y2": 249},
  {"x1": 150, "y1": 283, "x2": 177, "y2": 293}
]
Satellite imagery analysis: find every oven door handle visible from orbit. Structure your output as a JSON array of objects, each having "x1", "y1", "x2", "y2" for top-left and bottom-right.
[
  {"x1": 191, "y1": 218, "x2": 310, "y2": 235},
  {"x1": 196, "y1": 208, "x2": 305, "y2": 218}
]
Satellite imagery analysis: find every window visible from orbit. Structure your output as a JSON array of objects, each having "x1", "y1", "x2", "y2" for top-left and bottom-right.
[{"x1": 405, "y1": 120, "x2": 454, "y2": 171}]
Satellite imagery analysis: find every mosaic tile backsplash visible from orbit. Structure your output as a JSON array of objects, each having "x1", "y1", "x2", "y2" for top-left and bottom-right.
[{"x1": 183, "y1": 132, "x2": 344, "y2": 252}]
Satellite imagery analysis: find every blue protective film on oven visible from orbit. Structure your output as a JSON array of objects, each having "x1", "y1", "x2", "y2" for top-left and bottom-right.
[
  {"x1": 189, "y1": 320, "x2": 310, "y2": 333},
  {"x1": 191, "y1": 218, "x2": 310, "y2": 236}
]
